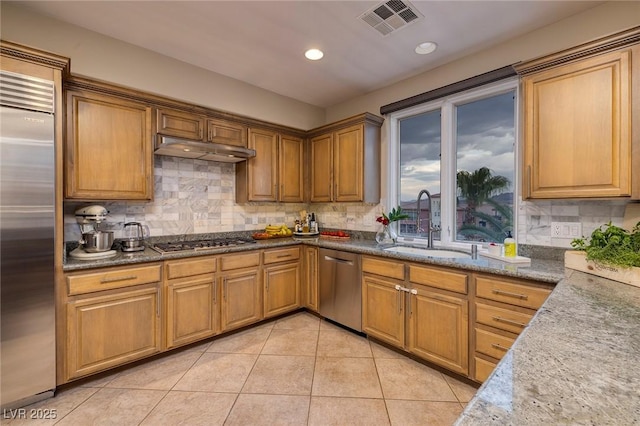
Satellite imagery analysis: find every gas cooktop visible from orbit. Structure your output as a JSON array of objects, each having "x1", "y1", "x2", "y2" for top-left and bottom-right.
[{"x1": 151, "y1": 237, "x2": 255, "y2": 254}]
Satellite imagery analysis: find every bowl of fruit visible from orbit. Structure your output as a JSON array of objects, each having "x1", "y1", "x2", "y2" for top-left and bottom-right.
[{"x1": 252, "y1": 224, "x2": 293, "y2": 239}]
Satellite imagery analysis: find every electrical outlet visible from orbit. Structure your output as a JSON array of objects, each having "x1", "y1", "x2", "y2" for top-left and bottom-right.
[{"x1": 551, "y1": 222, "x2": 582, "y2": 238}]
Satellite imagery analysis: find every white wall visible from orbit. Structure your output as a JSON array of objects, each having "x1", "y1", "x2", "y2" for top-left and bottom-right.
[
  {"x1": 325, "y1": 1, "x2": 640, "y2": 121},
  {"x1": 0, "y1": 2, "x2": 326, "y2": 130}
]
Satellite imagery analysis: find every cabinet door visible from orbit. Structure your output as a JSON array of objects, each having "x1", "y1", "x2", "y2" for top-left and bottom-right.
[
  {"x1": 66, "y1": 286, "x2": 161, "y2": 380},
  {"x1": 264, "y1": 262, "x2": 300, "y2": 318},
  {"x1": 246, "y1": 128, "x2": 278, "y2": 201},
  {"x1": 523, "y1": 49, "x2": 631, "y2": 198},
  {"x1": 278, "y1": 134, "x2": 304, "y2": 202},
  {"x1": 207, "y1": 118, "x2": 247, "y2": 147},
  {"x1": 166, "y1": 275, "x2": 217, "y2": 349},
  {"x1": 303, "y1": 247, "x2": 319, "y2": 312},
  {"x1": 334, "y1": 124, "x2": 364, "y2": 202},
  {"x1": 156, "y1": 108, "x2": 205, "y2": 140},
  {"x1": 220, "y1": 269, "x2": 262, "y2": 331},
  {"x1": 362, "y1": 275, "x2": 405, "y2": 348},
  {"x1": 408, "y1": 286, "x2": 468, "y2": 375},
  {"x1": 310, "y1": 133, "x2": 333, "y2": 202},
  {"x1": 65, "y1": 90, "x2": 153, "y2": 200}
]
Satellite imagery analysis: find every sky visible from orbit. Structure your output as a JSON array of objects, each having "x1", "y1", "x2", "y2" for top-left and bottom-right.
[{"x1": 399, "y1": 90, "x2": 515, "y2": 202}]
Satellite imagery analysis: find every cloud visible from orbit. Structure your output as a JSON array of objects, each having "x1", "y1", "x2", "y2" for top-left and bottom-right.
[{"x1": 398, "y1": 90, "x2": 515, "y2": 200}]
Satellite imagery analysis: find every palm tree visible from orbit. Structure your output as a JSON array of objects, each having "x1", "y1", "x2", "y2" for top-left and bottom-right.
[
  {"x1": 458, "y1": 198, "x2": 512, "y2": 242},
  {"x1": 456, "y1": 167, "x2": 510, "y2": 225}
]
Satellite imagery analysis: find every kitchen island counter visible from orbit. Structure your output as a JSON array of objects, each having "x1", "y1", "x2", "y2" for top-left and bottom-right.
[{"x1": 455, "y1": 269, "x2": 640, "y2": 425}]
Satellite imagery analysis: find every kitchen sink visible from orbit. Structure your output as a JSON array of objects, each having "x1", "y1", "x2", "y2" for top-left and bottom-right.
[{"x1": 383, "y1": 246, "x2": 471, "y2": 259}]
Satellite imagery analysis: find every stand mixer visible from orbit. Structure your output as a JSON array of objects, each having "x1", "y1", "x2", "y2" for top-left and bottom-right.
[{"x1": 70, "y1": 205, "x2": 117, "y2": 259}]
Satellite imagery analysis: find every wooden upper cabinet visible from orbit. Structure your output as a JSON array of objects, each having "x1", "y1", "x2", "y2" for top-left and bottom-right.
[
  {"x1": 207, "y1": 118, "x2": 247, "y2": 147},
  {"x1": 65, "y1": 90, "x2": 153, "y2": 200},
  {"x1": 155, "y1": 108, "x2": 247, "y2": 147},
  {"x1": 517, "y1": 28, "x2": 640, "y2": 199},
  {"x1": 236, "y1": 128, "x2": 304, "y2": 203},
  {"x1": 156, "y1": 108, "x2": 205, "y2": 140},
  {"x1": 334, "y1": 124, "x2": 364, "y2": 201},
  {"x1": 310, "y1": 133, "x2": 333, "y2": 202},
  {"x1": 308, "y1": 113, "x2": 383, "y2": 203}
]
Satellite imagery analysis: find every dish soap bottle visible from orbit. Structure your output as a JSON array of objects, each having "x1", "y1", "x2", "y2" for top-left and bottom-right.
[{"x1": 504, "y1": 231, "x2": 516, "y2": 257}]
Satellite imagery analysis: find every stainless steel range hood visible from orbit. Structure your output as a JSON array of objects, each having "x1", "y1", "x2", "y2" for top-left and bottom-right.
[{"x1": 154, "y1": 135, "x2": 256, "y2": 163}]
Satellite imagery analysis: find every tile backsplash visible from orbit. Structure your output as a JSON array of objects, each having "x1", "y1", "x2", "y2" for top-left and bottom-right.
[{"x1": 64, "y1": 156, "x2": 633, "y2": 247}]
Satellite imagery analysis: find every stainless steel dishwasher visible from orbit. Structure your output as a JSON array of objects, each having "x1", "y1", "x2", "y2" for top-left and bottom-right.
[{"x1": 319, "y1": 248, "x2": 362, "y2": 332}]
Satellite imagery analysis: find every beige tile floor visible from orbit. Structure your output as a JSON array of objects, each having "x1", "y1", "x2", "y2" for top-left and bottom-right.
[{"x1": 5, "y1": 312, "x2": 478, "y2": 426}]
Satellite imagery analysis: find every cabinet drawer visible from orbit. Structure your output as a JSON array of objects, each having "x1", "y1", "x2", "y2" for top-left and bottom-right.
[
  {"x1": 409, "y1": 264, "x2": 468, "y2": 294},
  {"x1": 220, "y1": 251, "x2": 260, "y2": 271},
  {"x1": 263, "y1": 247, "x2": 300, "y2": 264},
  {"x1": 475, "y1": 328, "x2": 514, "y2": 360},
  {"x1": 67, "y1": 265, "x2": 162, "y2": 295},
  {"x1": 475, "y1": 276, "x2": 551, "y2": 309},
  {"x1": 474, "y1": 357, "x2": 497, "y2": 383},
  {"x1": 475, "y1": 302, "x2": 533, "y2": 334},
  {"x1": 166, "y1": 257, "x2": 216, "y2": 279},
  {"x1": 362, "y1": 256, "x2": 404, "y2": 280}
]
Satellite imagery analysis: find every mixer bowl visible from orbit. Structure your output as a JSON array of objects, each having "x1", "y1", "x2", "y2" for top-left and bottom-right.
[{"x1": 80, "y1": 231, "x2": 114, "y2": 252}]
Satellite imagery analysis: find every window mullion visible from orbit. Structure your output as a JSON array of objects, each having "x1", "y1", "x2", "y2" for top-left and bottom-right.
[{"x1": 440, "y1": 102, "x2": 456, "y2": 246}]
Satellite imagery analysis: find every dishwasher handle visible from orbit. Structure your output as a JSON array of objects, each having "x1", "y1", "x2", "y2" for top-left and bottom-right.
[{"x1": 323, "y1": 255, "x2": 354, "y2": 266}]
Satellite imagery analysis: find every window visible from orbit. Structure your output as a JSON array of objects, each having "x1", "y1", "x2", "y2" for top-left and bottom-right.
[{"x1": 388, "y1": 79, "x2": 517, "y2": 248}]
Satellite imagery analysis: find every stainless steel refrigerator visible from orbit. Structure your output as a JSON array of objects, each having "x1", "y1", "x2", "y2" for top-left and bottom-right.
[{"x1": 0, "y1": 70, "x2": 56, "y2": 408}]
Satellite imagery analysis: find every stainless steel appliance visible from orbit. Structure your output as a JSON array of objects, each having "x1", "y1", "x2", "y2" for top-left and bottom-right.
[
  {"x1": 151, "y1": 237, "x2": 256, "y2": 254},
  {"x1": 155, "y1": 135, "x2": 256, "y2": 162},
  {"x1": 319, "y1": 248, "x2": 362, "y2": 332},
  {"x1": 0, "y1": 70, "x2": 56, "y2": 408}
]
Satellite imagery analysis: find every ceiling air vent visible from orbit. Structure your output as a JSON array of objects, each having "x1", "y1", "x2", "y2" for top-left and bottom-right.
[{"x1": 359, "y1": 0, "x2": 423, "y2": 36}]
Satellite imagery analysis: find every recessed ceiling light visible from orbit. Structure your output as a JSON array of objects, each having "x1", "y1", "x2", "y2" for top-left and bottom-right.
[
  {"x1": 415, "y1": 41, "x2": 437, "y2": 55},
  {"x1": 305, "y1": 49, "x2": 324, "y2": 60}
]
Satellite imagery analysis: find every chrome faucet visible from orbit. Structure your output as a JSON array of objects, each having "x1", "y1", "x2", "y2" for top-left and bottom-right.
[{"x1": 416, "y1": 189, "x2": 434, "y2": 248}]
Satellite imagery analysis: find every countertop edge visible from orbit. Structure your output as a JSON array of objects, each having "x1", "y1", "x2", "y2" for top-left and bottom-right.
[{"x1": 63, "y1": 237, "x2": 565, "y2": 283}]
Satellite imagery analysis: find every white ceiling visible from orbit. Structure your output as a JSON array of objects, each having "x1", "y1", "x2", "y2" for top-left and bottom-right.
[{"x1": 16, "y1": 1, "x2": 603, "y2": 108}]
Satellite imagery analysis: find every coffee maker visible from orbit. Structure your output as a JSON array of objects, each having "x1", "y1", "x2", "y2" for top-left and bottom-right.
[{"x1": 69, "y1": 205, "x2": 117, "y2": 259}]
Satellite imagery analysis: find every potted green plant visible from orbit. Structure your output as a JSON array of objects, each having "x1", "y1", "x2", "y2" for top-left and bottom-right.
[{"x1": 567, "y1": 221, "x2": 640, "y2": 287}]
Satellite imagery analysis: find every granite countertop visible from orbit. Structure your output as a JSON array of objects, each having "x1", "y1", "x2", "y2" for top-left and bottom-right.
[
  {"x1": 63, "y1": 236, "x2": 565, "y2": 283},
  {"x1": 456, "y1": 269, "x2": 640, "y2": 425}
]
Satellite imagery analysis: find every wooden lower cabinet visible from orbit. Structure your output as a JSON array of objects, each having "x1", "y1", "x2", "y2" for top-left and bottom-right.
[
  {"x1": 264, "y1": 262, "x2": 300, "y2": 318},
  {"x1": 263, "y1": 247, "x2": 300, "y2": 318},
  {"x1": 362, "y1": 256, "x2": 469, "y2": 375},
  {"x1": 471, "y1": 273, "x2": 553, "y2": 382},
  {"x1": 362, "y1": 274, "x2": 405, "y2": 348},
  {"x1": 66, "y1": 285, "x2": 161, "y2": 380},
  {"x1": 219, "y1": 268, "x2": 262, "y2": 332},
  {"x1": 303, "y1": 247, "x2": 319, "y2": 312},
  {"x1": 165, "y1": 257, "x2": 218, "y2": 349},
  {"x1": 166, "y1": 274, "x2": 217, "y2": 349},
  {"x1": 409, "y1": 285, "x2": 469, "y2": 375}
]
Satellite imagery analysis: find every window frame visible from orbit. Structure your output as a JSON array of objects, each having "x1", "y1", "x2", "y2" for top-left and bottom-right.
[{"x1": 386, "y1": 77, "x2": 520, "y2": 250}]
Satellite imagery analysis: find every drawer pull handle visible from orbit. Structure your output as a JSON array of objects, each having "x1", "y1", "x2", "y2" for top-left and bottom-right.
[
  {"x1": 100, "y1": 275, "x2": 137, "y2": 284},
  {"x1": 492, "y1": 316, "x2": 526, "y2": 328},
  {"x1": 276, "y1": 254, "x2": 292, "y2": 258},
  {"x1": 491, "y1": 343, "x2": 509, "y2": 351},
  {"x1": 492, "y1": 289, "x2": 528, "y2": 300}
]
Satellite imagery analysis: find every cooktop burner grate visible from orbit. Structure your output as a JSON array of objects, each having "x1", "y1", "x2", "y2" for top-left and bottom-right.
[{"x1": 151, "y1": 237, "x2": 255, "y2": 254}]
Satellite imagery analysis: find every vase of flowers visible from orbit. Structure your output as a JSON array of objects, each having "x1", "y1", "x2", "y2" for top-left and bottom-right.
[{"x1": 375, "y1": 207, "x2": 409, "y2": 245}]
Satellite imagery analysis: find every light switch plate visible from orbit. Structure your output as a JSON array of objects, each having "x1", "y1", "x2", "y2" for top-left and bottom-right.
[{"x1": 551, "y1": 222, "x2": 582, "y2": 238}]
